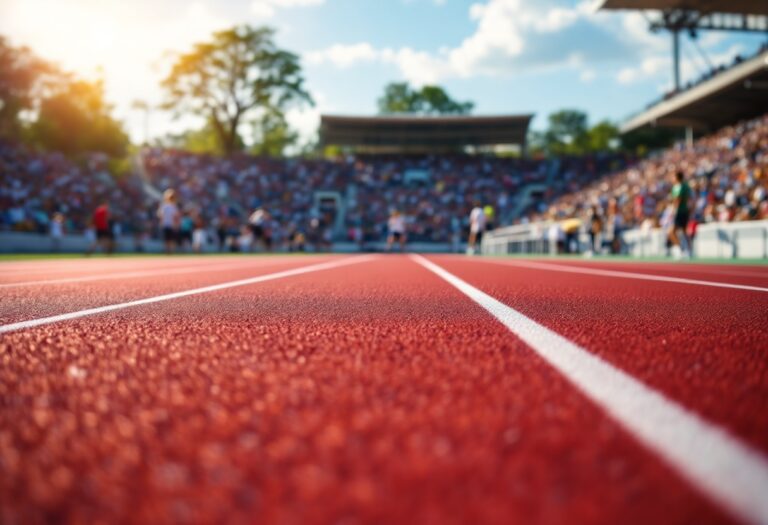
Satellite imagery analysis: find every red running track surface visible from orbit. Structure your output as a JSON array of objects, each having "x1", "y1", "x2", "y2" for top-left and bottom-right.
[{"x1": 1, "y1": 254, "x2": 766, "y2": 524}]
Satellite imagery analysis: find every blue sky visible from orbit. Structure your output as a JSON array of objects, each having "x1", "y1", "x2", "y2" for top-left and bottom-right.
[{"x1": 1, "y1": 0, "x2": 766, "y2": 143}]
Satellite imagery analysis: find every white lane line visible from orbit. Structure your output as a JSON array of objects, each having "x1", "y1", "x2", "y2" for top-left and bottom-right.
[
  {"x1": 0, "y1": 258, "x2": 323, "y2": 288},
  {"x1": 411, "y1": 254, "x2": 768, "y2": 525},
  {"x1": 0, "y1": 255, "x2": 378, "y2": 334},
  {"x1": 476, "y1": 258, "x2": 768, "y2": 293}
]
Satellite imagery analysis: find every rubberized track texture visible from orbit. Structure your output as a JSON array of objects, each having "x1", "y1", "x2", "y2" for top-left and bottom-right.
[{"x1": 1, "y1": 254, "x2": 767, "y2": 525}]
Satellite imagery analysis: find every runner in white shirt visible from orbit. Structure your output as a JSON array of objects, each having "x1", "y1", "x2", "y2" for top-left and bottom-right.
[
  {"x1": 157, "y1": 189, "x2": 180, "y2": 254},
  {"x1": 467, "y1": 204, "x2": 486, "y2": 255},
  {"x1": 386, "y1": 210, "x2": 407, "y2": 252}
]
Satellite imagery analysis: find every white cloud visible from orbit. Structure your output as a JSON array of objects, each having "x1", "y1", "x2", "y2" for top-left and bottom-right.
[
  {"x1": 617, "y1": 56, "x2": 669, "y2": 84},
  {"x1": 580, "y1": 69, "x2": 596, "y2": 83},
  {"x1": 305, "y1": 43, "x2": 379, "y2": 68},
  {"x1": 285, "y1": 91, "x2": 329, "y2": 149},
  {"x1": 306, "y1": 0, "x2": 647, "y2": 84},
  {"x1": 251, "y1": 0, "x2": 324, "y2": 19}
]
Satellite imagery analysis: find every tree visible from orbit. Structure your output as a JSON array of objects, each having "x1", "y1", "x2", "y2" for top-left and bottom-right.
[
  {"x1": 161, "y1": 25, "x2": 312, "y2": 154},
  {"x1": 378, "y1": 82, "x2": 473, "y2": 115},
  {"x1": 543, "y1": 109, "x2": 589, "y2": 155},
  {"x1": 29, "y1": 76, "x2": 128, "y2": 156},
  {"x1": 621, "y1": 126, "x2": 679, "y2": 155},
  {"x1": 0, "y1": 36, "x2": 50, "y2": 139},
  {"x1": 251, "y1": 110, "x2": 297, "y2": 157},
  {"x1": 587, "y1": 120, "x2": 620, "y2": 152}
]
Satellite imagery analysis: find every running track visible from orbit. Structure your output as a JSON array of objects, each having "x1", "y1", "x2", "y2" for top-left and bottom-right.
[{"x1": 1, "y1": 254, "x2": 767, "y2": 524}]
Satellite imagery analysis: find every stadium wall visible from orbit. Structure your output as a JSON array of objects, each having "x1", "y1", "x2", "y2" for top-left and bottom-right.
[
  {"x1": 482, "y1": 220, "x2": 768, "y2": 260},
  {"x1": 0, "y1": 232, "x2": 459, "y2": 254}
]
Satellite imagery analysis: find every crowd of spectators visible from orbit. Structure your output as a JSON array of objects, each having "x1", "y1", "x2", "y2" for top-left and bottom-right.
[
  {"x1": 534, "y1": 113, "x2": 768, "y2": 253},
  {"x1": 2, "y1": 112, "x2": 766, "y2": 252},
  {"x1": 140, "y1": 150, "x2": 624, "y2": 246},
  {"x1": 0, "y1": 142, "x2": 147, "y2": 237}
]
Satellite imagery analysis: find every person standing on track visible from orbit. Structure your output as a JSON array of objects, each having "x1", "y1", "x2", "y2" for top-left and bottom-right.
[
  {"x1": 249, "y1": 207, "x2": 272, "y2": 252},
  {"x1": 158, "y1": 189, "x2": 180, "y2": 255},
  {"x1": 467, "y1": 203, "x2": 486, "y2": 255},
  {"x1": 669, "y1": 171, "x2": 692, "y2": 259},
  {"x1": 49, "y1": 212, "x2": 65, "y2": 252},
  {"x1": 192, "y1": 212, "x2": 207, "y2": 253},
  {"x1": 386, "y1": 209, "x2": 407, "y2": 252},
  {"x1": 90, "y1": 201, "x2": 114, "y2": 255}
]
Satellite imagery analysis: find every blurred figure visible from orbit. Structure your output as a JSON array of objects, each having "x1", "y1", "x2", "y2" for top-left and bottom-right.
[
  {"x1": 90, "y1": 202, "x2": 114, "y2": 255},
  {"x1": 669, "y1": 171, "x2": 692, "y2": 259},
  {"x1": 158, "y1": 189, "x2": 180, "y2": 255},
  {"x1": 49, "y1": 212, "x2": 65, "y2": 252},
  {"x1": 467, "y1": 203, "x2": 486, "y2": 255},
  {"x1": 249, "y1": 208, "x2": 272, "y2": 252},
  {"x1": 386, "y1": 209, "x2": 406, "y2": 252},
  {"x1": 587, "y1": 205, "x2": 603, "y2": 255},
  {"x1": 178, "y1": 208, "x2": 194, "y2": 252},
  {"x1": 483, "y1": 204, "x2": 495, "y2": 231},
  {"x1": 307, "y1": 217, "x2": 322, "y2": 252},
  {"x1": 192, "y1": 213, "x2": 207, "y2": 253}
]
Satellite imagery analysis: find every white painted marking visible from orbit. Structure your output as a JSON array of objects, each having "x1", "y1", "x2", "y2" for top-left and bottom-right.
[
  {"x1": 0, "y1": 259, "x2": 319, "y2": 288},
  {"x1": 478, "y1": 258, "x2": 768, "y2": 293},
  {"x1": 0, "y1": 256, "x2": 377, "y2": 334},
  {"x1": 412, "y1": 254, "x2": 768, "y2": 525}
]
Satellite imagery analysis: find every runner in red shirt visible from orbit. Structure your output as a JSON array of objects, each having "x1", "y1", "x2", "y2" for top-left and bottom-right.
[{"x1": 92, "y1": 202, "x2": 114, "y2": 254}]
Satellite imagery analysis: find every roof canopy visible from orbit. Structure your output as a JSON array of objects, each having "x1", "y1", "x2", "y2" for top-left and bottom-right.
[
  {"x1": 620, "y1": 50, "x2": 768, "y2": 133},
  {"x1": 599, "y1": 0, "x2": 768, "y2": 15},
  {"x1": 320, "y1": 115, "x2": 533, "y2": 151}
]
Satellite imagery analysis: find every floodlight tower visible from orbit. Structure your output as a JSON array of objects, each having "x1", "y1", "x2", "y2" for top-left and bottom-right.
[{"x1": 600, "y1": 0, "x2": 768, "y2": 92}]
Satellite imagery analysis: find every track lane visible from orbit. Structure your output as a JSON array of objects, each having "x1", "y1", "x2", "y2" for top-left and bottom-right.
[
  {"x1": 429, "y1": 255, "x2": 768, "y2": 454},
  {"x1": 0, "y1": 255, "x2": 318, "y2": 284},
  {"x1": 475, "y1": 257, "x2": 768, "y2": 288},
  {"x1": 0, "y1": 255, "x2": 339, "y2": 325},
  {"x1": 0, "y1": 256, "x2": 730, "y2": 524}
]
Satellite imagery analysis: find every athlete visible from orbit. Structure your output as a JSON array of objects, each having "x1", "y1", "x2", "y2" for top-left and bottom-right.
[
  {"x1": 158, "y1": 189, "x2": 180, "y2": 255},
  {"x1": 467, "y1": 203, "x2": 486, "y2": 255},
  {"x1": 386, "y1": 210, "x2": 407, "y2": 252},
  {"x1": 91, "y1": 201, "x2": 114, "y2": 254},
  {"x1": 249, "y1": 208, "x2": 272, "y2": 252},
  {"x1": 669, "y1": 171, "x2": 692, "y2": 259}
]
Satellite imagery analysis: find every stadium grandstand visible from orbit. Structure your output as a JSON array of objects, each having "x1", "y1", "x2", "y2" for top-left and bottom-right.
[
  {"x1": 479, "y1": 0, "x2": 768, "y2": 259},
  {"x1": 320, "y1": 114, "x2": 533, "y2": 152},
  {"x1": 600, "y1": 0, "x2": 768, "y2": 134}
]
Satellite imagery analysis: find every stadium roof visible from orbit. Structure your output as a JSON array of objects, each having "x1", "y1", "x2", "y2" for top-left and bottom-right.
[
  {"x1": 599, "y1": 0, "x2": 768, "y2": 15},
  {"x1": 620, "y1": 49, "x2": 768, "y2": 133},
  {"x1": 320, "y1": 115, "x2": 533, "y2": 150}
]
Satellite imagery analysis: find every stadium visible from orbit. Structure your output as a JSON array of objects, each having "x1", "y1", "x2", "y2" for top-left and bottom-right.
[{"x1": 1, "y1": 0, "x2": 767, "y2": 523}]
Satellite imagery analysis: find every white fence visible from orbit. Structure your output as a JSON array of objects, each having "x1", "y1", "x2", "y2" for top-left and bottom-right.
[{"x1": 482, "y1": 220, "x2": 768, "y2": 260}]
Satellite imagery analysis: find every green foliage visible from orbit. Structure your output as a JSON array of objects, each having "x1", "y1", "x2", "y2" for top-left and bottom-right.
[
  {"x1": 378, "y1": 82, "x2": 474, "y2": 115},
  {"x1": 29, "y1": 77, "x2": 128, "y2": 157},
  {"x1": 250, "y1": 110, "x2": 297, "y2": 157},
  {"x1": 0, "y1": 35, "x2": 128, "y2": 157},
  {"x1": 161, "y1": 25, "x2": 312, "y2": 154},
  {"x1": 587, "y1": 120, "x2": 620, "y2": 152},
  {"x1": 529, "y1": 110, "x2": 662, "y2": 157},
  {"x1": 621, "y1": 126, "x2": 679, "y2": 155},
  {"x1": 0, "y1": 36, "x2": 51, "y2": 139},
  {"x1": 541, "y1": 109, "x2": 590, "y2": 155}
]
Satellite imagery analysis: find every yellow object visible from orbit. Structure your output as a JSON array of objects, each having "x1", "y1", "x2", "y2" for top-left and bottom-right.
[{"x1": 561, "y1": 218, "x2": 582, "y2": 233}]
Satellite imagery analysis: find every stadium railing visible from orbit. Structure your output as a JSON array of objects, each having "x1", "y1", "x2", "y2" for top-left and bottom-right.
[{"x1": 482, "y1": 220, "x2": 768, "y2": 260}]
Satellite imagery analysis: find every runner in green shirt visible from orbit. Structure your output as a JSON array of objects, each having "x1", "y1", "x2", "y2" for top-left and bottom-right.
[{"x1": 669, "y1": 171, "x2": 692, "y2": 258}]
